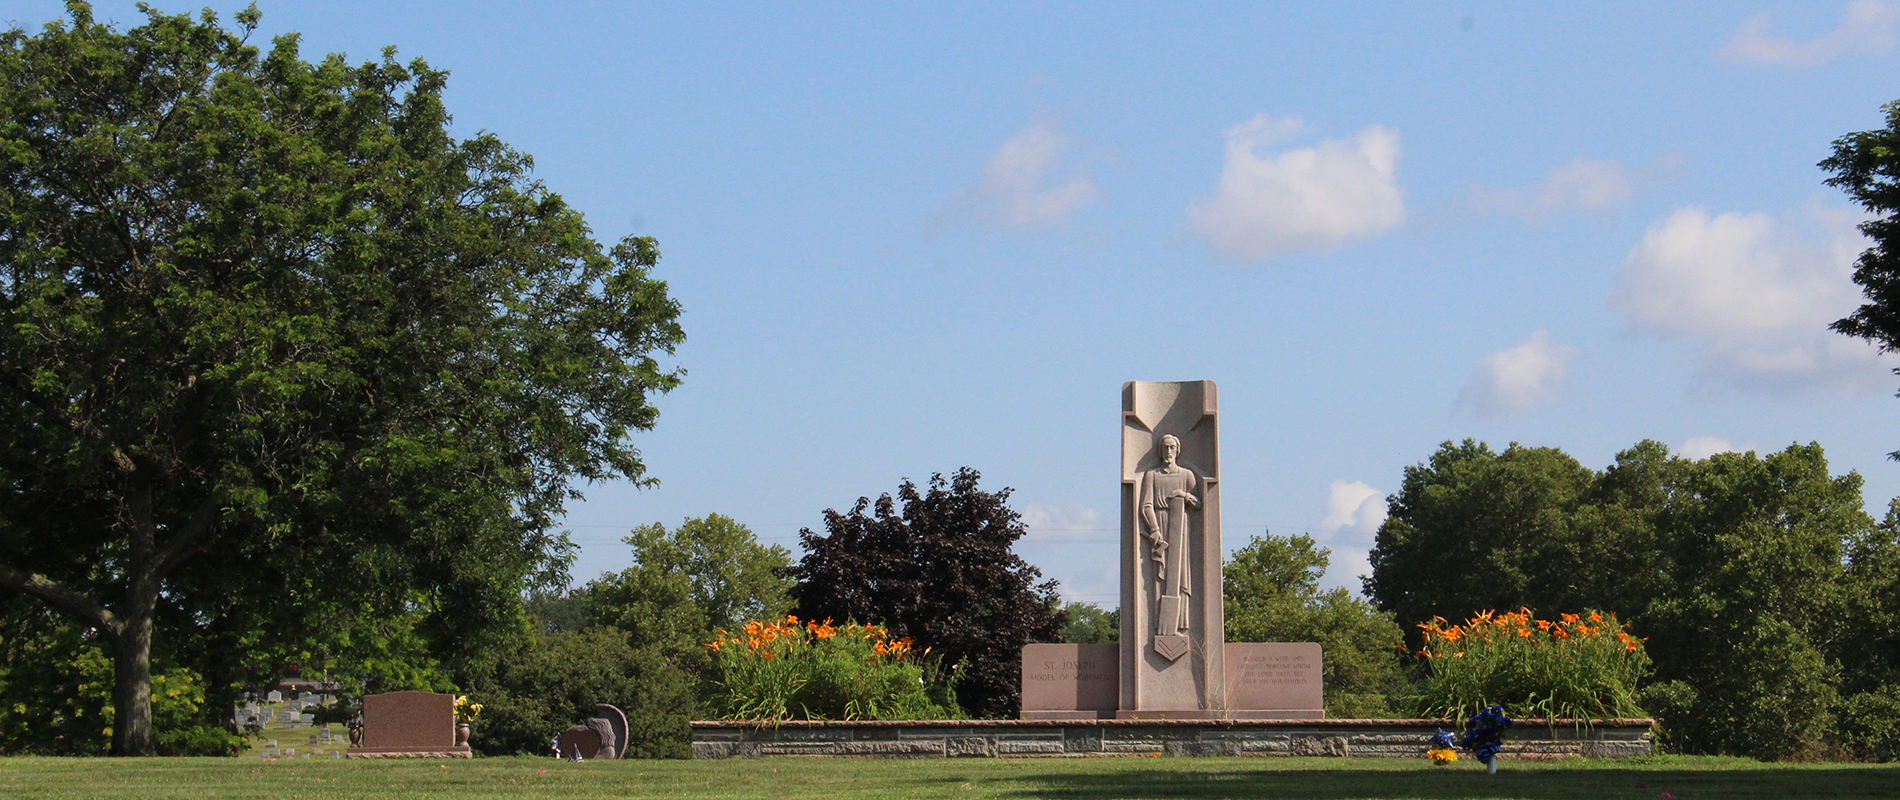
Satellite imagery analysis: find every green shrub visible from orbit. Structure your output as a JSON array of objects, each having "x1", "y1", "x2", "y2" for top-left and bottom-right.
[
  {"x1": 1639, "y1": 679, "x2": 1697, "y2": 754},
  {"x1": 1650, "y1": 616, "x2": 1835, "y2": 761},
  {"x1": 1409, "y1": 609, "x2": 1650, "y2": 722},
  {"x1": 1836, "y1": 688, "x2": 1900, "y2": 762},
  {"x1": 154, "y1": 725, "x2": 244, "y2": 757},
  {"x1": 705, "y1": 616, "x2": 958, "y2": 721},
  {"x1": 0, "y1": 618, "x2": 234, "y2": 756},
  {"x1": 465, "y1": 627, "x2": 692, "y2": 758}
]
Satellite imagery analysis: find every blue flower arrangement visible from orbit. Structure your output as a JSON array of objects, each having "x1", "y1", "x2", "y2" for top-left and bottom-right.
[{"x1": 1459, "y1": 704, "x2": 1514, "y2": 772}]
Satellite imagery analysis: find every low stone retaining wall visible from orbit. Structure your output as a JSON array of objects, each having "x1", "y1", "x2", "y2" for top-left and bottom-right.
[{"x1": 690, "y1": 718, "x2": 1654, "y2": 760}]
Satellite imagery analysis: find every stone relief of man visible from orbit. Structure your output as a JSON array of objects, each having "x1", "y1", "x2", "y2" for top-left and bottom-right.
[{"x1": 1138, "y1": 433, "x2": 1199, "y2": 660}]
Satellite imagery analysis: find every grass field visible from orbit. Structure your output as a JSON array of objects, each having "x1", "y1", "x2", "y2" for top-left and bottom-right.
[{"x1": 2, "y1": 755, "x2": 1895, "y2": 800}]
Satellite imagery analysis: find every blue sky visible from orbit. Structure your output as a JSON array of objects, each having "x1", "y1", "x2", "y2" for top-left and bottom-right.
[{"x1": 17, "y1": 1, "x2": 1900, "y2": 608}]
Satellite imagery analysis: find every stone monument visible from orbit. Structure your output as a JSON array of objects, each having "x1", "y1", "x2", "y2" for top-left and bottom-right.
[
  {"x1": 1119, "y1": 380, "x2": 1225, "y2": 717},
  {"x1": 1017, "y1": 380, "x2": 1324, "y2": 720}
]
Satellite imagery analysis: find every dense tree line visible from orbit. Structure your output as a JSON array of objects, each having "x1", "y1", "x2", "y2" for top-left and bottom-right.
[{"x1": 1367, "y1": 439, "x2": 1900, "y2": 759}]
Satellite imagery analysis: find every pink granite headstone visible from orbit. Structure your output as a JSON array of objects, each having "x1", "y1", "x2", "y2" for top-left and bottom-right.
[{"x1": 348, "y1": 691, "x2": 470, "y2": 758}]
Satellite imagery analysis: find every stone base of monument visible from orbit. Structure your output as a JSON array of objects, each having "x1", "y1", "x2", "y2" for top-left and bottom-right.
[
  {"x1": 688, "y1": 718, "x2": 1656, "y2": 759},
  {"x1": 1018, "y1": 709, "x2": 1322, "y2": 720},
  {"x1": 1020, "y1": 643, "x2": 1326, "y2": 721},
  {"x1": 1111, "y1": 709, "x2": 1326, "y2": 720}
]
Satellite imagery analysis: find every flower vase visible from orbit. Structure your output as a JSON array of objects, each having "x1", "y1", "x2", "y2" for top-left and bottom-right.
[{"x1": 456, "y1": 723, "x2": 471, "y2": 747}]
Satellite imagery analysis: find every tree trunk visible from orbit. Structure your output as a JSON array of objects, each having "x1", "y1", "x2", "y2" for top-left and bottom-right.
[
  {"x1": 0, "y1": 485, "x2": 201, "y2": 757},
  {"x1": 114, "y1": 482, "x2": 162, "y2": 757},
  {"x1": 111, "y1": 608, "x2": 156, "y2": 756}
]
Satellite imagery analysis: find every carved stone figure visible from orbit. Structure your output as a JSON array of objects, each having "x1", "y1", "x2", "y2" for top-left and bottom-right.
[
  {"x1": 1139, "y1": 433, "x2": 1200, "y2": 661},
  {"x1": 1119, "y1": 380, "x2": 1224, "y2": 716}
]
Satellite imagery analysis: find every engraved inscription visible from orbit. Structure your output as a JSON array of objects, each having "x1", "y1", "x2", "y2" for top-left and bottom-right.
[
  {"x1": 1020, "y1": 643, "x2": 1119, "y2": 713},
  {"x1": 1223, "y1": 643, "x2": 1324, "y2": 713},
  {"x1": 1024, "y1": 658, "x2": 1117, "y2": 684}
]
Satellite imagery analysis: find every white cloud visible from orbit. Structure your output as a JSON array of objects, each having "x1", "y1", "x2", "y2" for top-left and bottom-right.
[
  {"x1": 1477, "y1": 158, "x2": 1640, "y2": 219},
  {"x1": 1320, "y1": 547, "x2": 1376, "y2": 595},
  {"x1": 1611, "y1": 204, "x2": 1896, "y2": 391},
  {"x1": 1321, "y1": 480, "x2": 1387, "y2": 536},
  {"x1": 1017, "y1": 503, "x2": 1118, "y2": 608},
  {"x1": 1721, "y1": 0, "x2": 1899, "y2": 66},
  {"x1": 1313, "y1": 480, "x2": 1386, "y2": 594},
  {"x1": 1679, "y1": 436, "x2": 1742, "y2": 460},
  {"x1": 1187, "y1": 114, "x2": 1404, "y2": 262},
  {"x1": 1019, "y1": 503, "x2": 1106, "y2": 541},
  {"x1": 1537, "y1": 158, "x2": 1638, "y2": 210},
  {"x1": 934, "y1": 116, "x2": 1100, "y2": 231},
  {"x1": 1459, "y1": 330, "x2": 1582, "y2": 416}
]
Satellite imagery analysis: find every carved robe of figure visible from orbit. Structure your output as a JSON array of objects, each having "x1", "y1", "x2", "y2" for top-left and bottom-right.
[{"x1": 1139, "y1": 434, "x2": 1200, "y2": 660}]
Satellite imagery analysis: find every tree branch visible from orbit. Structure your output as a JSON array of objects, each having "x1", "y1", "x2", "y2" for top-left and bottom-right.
[
  {"x1": 0, "y1": 560, "x2": 122, "y2": 643},
  {"x1": 153, "y1": 495, "x2": 219, "y2": 577}
]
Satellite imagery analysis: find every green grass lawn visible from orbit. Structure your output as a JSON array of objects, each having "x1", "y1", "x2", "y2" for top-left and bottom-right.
[{"x1": 1, "y1": 754, "x2": 1894, "y2": 800}]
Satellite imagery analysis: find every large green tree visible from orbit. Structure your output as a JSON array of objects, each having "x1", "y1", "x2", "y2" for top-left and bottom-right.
[
  {"x1": 588, "y1": 514, "x2": 795, "y2": 664},
  {"x1": 786, "y1": 468, "x2": 1065, "y2": 719},
  {"x1": 1363, "y1": 440, "x2": 1600, "y2": 639},
  {"x1": 1824, "y1": 100, "x2": 1900, "y2": 443},
  {"x1": 0, "y1": 5, "x2": 683, "y2": 755},
  {"x1": 1223, "y1": 532, "x2": 1404, "y2": 718},
  {"x1": 1057, "y1": 601, "x2": 1117, "y2": 644}
]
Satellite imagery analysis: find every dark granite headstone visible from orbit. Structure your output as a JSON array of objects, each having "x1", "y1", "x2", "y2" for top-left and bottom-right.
[{"x1": 557, "y1": 725, "x2": 602, "y2": 759}]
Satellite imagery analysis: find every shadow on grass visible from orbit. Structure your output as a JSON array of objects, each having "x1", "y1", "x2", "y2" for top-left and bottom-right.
[{"x1": 993, "y1": 764, "x2": 1900, "y2": 800}]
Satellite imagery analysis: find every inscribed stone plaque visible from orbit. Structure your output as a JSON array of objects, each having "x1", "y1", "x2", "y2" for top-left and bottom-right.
[
  {"x1": 1223, "y1": 643, "x2": 1324, "y2": 715},
  {"x1": 359, "y1": 691, "x2": 455, "y2": 749},
  {"x1": 1019, "y1": 644, "x2": 1119, "y2": 718}
]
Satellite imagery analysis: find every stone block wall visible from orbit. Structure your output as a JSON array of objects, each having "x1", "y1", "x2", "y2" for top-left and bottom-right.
[{"x1": 689, "y1": 718, "x2": 1654, "y2": 760}]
